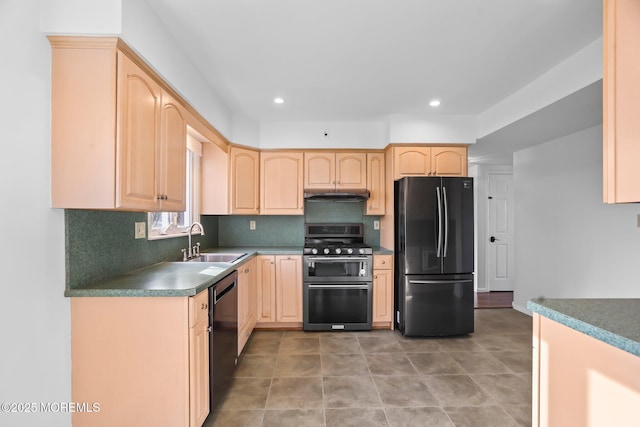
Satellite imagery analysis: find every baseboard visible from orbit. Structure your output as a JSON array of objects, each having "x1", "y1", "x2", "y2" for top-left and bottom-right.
[{"x1": 512, "y1": 302, "x2": 532, "y2": 317}]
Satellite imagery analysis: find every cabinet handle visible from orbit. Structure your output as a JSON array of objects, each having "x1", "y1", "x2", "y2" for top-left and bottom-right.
[
  {"x1": 244, "y1": 268, "x2": 249, "y2": 273},
  {"x1": 201, "y1": 303, "x2": 208, "y2": 310}
]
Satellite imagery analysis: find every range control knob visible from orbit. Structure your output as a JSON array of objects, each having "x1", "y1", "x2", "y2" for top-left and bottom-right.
[
  {"x1": 323, "y1": 248, "x2": 330, "y2": 255},
  {"x1": 311, "y1": 248, "x2": 318, "y2": 255},
  {"x1": 335, "y1": 248, "x2": 342, "y2": 254},
  {"x1": 359, "y1": 248, "x2": 365, "y2": 254},
  {"x1": 347, "y1": 248, "x2": 354, "y2": 254}
]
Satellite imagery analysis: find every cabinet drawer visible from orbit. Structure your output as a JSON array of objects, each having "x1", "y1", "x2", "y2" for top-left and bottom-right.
[
  {"x1": 373, "y1": 255, "x2": 393, "y2": 270},
  {"x1": 189, "y1": 289, "x2": 209, "y2": 327}
]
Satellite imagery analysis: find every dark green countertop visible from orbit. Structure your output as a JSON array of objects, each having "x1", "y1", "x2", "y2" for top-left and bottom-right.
[
  {"x1": 66, "y1": 247, "x2": 300, "y2": 297},
  {"x1": 65, "y1": 246, "x2": 393, "y2": 298},
  {"x1": 528, "y1": 298, "x2": 640, "y2": 357}
]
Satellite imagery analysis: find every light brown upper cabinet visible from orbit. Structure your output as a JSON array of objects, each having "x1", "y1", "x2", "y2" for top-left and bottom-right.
[
  {"x1": 392, "y1": 145, "x2": 467, "y2": 179},
  {"x1": 229, "y1": 146, "x2": 260, "y2": 214},
  {"x1": 366, "y1": 153, "x2": 386, "y2": 215},
  {"x1": 260, "y1": 152, "x2": 304, "y2": 215},
  {"x1": 603, "y1": 0, "x2": 640, "y2": 203},
  {"x1": 49, "y1": 37, "x2": 187, "y2": 211},
  {"x1": 304, "y1": 152, "x2": 367, "y2": 189}
]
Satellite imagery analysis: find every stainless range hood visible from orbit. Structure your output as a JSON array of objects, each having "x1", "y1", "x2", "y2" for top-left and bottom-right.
[{"x1": 303, "y1": 188, "x2": 370, "y2": 202}]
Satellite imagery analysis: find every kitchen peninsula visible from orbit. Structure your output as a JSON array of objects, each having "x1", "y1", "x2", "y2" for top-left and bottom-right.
[{"x1": 528, "y1": 298, "x2": 640, "y2": 427}]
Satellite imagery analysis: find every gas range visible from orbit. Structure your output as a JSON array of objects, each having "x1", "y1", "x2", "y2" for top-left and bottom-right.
[
  {"x1": 302, "y1": 222, "x2": 373, "y2": 331},
  {"x1": 303, "y1": 223, "x2": 373, "y2": 256}
]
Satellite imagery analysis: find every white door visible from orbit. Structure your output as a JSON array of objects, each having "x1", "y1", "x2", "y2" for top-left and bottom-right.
[{"x1": 486, "y1": 173, "x2": 514, "y2": 291}]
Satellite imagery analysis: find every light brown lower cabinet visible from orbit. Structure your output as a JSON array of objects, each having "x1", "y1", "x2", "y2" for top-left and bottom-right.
[
  {"x1": 70, "y1": 291, "x2": 209, "y2": 427},
  {"x1": 256, "y1": 254, "x2": 303, "y2": 328},
  {"x1": 237, "y1": 257, "x2": 257, "y2": 355},
  {"x1": 372, "y1": 254, "x2": 393, "y2": 328},
  {"x1": 532, "y1": 314, "x2": 640, "y2": 427}
]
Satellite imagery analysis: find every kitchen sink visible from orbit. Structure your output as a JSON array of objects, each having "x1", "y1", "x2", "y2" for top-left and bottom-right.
[{"x1": 188, "y1": 253, "x2": 246, "y2": 263}]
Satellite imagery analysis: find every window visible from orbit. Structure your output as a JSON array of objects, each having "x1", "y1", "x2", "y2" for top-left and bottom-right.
[{"x1": 148, "y1": 131, "x2": 202, "y2": 239}]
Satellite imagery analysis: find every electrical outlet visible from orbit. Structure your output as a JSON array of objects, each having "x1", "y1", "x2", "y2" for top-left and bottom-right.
[
  {"x1": 249, "y1": 220, "x2": 256, "y2": 230},
  {"x1": 134, "y1": 222, "x2": 146, "y2": 239},
  {"x1": 374, "y1": 220, "x2": 380, "y2": 230}
]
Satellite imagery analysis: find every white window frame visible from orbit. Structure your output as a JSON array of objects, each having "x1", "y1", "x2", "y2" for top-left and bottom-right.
[{"x1": 147, "y1": 131, "x2": 202, "y2": 240}]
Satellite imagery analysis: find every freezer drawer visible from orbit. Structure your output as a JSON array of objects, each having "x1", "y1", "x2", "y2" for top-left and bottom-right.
[{"x1": 398, "y1": 274, "x2": 474, "y2": 337}]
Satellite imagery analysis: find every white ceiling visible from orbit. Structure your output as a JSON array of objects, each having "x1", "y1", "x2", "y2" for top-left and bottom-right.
[{"x1": 147, "y1": 0, "x2": 602, "y2": 124}]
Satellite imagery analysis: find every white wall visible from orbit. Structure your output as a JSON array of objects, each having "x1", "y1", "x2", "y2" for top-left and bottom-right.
[
  {"x1": 513, "y1": 125, "x2": 640, "y2": 313},
  {"x1": 121, "y1": 0, "x2": 232, "y2": 139},
  {"x1": 0, "y1": 1, "x2": 70, "y2": 426},
  {"x1": 478, "y1": 38, "x2": 602, "y2": 139},
  {"x1": 259, "y1": 121, "x2": 387, "y2": 149},
  {"x1": 388, "y1": 114, "x2": 477, "y2": 145}
]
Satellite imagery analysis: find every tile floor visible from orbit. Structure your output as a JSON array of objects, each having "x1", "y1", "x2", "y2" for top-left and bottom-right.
[{"x1": 203, "y1": 308, "x2": 532, "y2": 427}]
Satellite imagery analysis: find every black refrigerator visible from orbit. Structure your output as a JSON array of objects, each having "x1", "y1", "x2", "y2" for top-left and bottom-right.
[{"x1": 394, "y1": 176, "x2": 474, "y2": 337}]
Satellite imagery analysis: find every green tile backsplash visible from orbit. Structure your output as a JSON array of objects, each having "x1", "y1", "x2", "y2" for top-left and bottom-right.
[
  {"x1": 65, "y1": 210, "x2": 218, "y2": 290},
  {"x1": 216, "y1": 201, "x2": 380, "y2": 247},
  {"x1": 65, "y1": 201, "x2": 380, "y2": 291}
]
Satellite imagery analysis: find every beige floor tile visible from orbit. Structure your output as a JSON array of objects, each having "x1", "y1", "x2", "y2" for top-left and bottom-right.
[
  {"x1": 471, "y1": 373, "x2": 532, "y2": 404},
  {"x1": 279, "y1": 336, "x2": 320, "y2": 354},
  {"x1": 203, "y1": 409, "x2": 264, "y2": 427},
  {"x1": 321, "y1": 353, "x2": 370, "y2": 376},
  {"x1": 385, "y1": 407, "x2": 454, "y2": 427},
  {"x1": 323, "y1": 376, "x2": 382, "y2": 408},
  {"x1": 449, "y1": 351, "x2": 511, "y2": 374},
  {"x1": 274, "y1": 354, "x2": 322, "y2": 377},
  {"x1": 407, "y1": 352, "x2": 465, "y2": 375},
  {"x1": 444, "y1": 405, "x2": 519, "y2": 427},
  {"x1": 373, "y1": 376, "x2": 439, "y2": 407},
  {"x1": 319, "y1": 336, "x2": 362, "y2": 354},
  {"x1": 325, "y1": 408, "x2": 389, "y2": 427},
  {"x1": 423, "y1": 374, "x2": 494, "y2": 406},
  {"x1": 365, "y1": 353, "x2": 419, "y2": 376},
  {"x1": 262, "y1": 409, "x2": 325, "y2": 427},
  {"x1": 265, "y1": 377, "x2": 324, "y2": 409}
]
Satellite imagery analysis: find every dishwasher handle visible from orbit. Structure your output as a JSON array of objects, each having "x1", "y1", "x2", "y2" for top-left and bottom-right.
[{"x1": 213, "y1": 281, "x2": 237, "y2": 304}]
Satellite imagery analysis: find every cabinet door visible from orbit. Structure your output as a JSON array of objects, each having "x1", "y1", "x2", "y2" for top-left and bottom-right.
[
  {"x1": 256, "y1": 256, "x2": 276, "y2": 323},
  {"x1": 393, "y1": 147, "x2": 432, "y2": 179},
  {"x1": 275, "y1": 255, "x2": 303, "y2": 322},
  {"x1": 366, "y1": 152, "x2": 385, "y2": 215},
  {"x1": 116, "y1": 52, "x2": 162, "y2": 210},
  {"x1": 238, "y1": 258, "x2": 257, "y2": 355},
  {"x1": 336, "y1": 152, "x2": 367, "y2": 189},
  {"x1": 230, "y1": 147, "x2": 260, "y2": 214},
  {"x1": 260, "y1": 152, "x2": 304, "y2": 215},
  {"x1": 431, "y1": 146, "x2": 467, "y2": 176},
  {"x1": 304, "y1": 152, "x2": 335, "y2": 188},
  {"x1": 158, "y1": 91, "x2": 187, "y2": 211},
  {"x1": 603, "y1": 0, "x2": 640, "y2": 203},
  {"x1": 372, "y1": 270, "x2": 393, "y2": 323},
  {"x1": 189, "y1": 317, "x2": 209, "y2": 427}
]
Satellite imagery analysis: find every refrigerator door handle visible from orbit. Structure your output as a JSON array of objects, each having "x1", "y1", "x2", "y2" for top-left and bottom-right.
[
  {"x1": 436, "y1": 187, "x2": 443, "y2": 257},
  {"x1": 443, "y1": 186, "x2": 449, "y2": 258},
  {"x1": 409, "y1": 279, "x2": 474, "y2": 284}
]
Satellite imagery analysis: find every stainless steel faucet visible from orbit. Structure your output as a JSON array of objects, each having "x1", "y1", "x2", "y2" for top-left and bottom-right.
[{"x1": 186, "y1": 222, "x2": 205, "y2": 259}]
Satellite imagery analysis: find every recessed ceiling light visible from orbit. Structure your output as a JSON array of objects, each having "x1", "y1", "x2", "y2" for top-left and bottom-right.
[
  {"x1": 429, "y1": 100, "x2": 441, "y2": 107},
  {"x1": 274, "y1": 97, "x2": 284, "y2": 104}
]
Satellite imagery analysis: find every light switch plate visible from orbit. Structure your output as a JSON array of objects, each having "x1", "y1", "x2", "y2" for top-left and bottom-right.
[
  {"x1": 249, "y1": 220, "x2": 256, "y2": 230},
  {"x1": 135, "y1": 222, "x2": 146, "y2": 239},
  {"x1": 374, "y1": 220, "x2": 380, "y2": 230}
]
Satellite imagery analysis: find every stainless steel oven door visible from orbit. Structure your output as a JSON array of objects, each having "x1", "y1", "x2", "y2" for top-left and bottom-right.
[
  {"x1": 303, "y1": 255, "x2": 372, "y2": 282},
  {"x1": 303, "y1": 282, "x2": 373, "y2": 331}
]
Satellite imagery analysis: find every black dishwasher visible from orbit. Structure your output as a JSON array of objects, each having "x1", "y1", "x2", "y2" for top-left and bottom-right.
[{"x1": 208, "y1": 270, "x2": 238, "y2": 412}]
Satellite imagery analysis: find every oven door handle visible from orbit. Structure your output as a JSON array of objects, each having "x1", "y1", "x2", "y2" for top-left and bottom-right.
[
  {"x1": 306, "y1": 257, "x2": 370, "y2": 262},
  {"x1": 307, "y1": 284, "x2": 371, "y2": 289}
]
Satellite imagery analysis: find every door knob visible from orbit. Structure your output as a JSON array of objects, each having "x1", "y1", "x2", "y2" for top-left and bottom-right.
[{"x1": 490, "y1": 236, "x2": 500, "y2": 242}]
